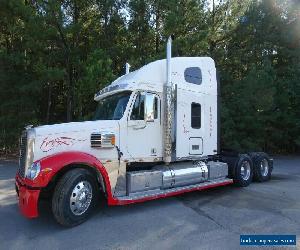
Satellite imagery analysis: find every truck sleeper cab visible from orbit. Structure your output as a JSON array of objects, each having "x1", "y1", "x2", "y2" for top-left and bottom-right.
[{"x1": 15, "y1": 39, "x2": 273, "y2": 227}]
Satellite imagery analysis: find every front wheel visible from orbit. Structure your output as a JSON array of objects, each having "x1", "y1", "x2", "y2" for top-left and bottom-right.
[
  {"x1": 233, "y1": 154, "x2": 254, "y2": 187},
  {"x1": 52, "y1": 168, "x2": 99, "y2": 227}
]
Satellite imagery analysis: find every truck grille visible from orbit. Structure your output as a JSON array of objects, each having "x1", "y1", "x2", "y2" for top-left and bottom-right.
[{"x1": 18, "y1": 131, "x2": 27, "y2": 178}]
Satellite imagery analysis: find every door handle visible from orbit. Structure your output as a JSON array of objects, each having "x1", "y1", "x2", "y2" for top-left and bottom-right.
[
  {"x1": 133, "y1": 123, "x2": 146, "y2": 130},
  {"x1": 128, "y1": 120, "x2": 146, "y2": 130}
]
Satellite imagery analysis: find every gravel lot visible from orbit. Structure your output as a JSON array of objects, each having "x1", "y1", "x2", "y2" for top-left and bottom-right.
[{"x1": 0, "y1": 156, "x2": 299, "y2": 250}]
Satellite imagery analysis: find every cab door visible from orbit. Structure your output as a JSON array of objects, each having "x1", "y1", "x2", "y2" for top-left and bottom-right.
[{"x1": 126, "y1": 92, "x2": 162, "y2": 161}]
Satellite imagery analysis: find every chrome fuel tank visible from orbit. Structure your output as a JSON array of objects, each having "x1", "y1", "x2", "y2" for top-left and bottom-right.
[{"x1": 154, "y1": 161, "x2": 208, "y2": 189}]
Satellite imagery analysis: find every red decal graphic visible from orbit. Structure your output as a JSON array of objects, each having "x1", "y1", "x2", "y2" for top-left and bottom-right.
[{"x1": 40, "y1": 137, "x2": 86, "y2": 152}]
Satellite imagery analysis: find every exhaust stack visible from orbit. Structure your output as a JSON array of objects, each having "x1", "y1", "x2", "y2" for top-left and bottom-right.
[
  {"x1": 125, "y1": 63, "x2": 130, "y2": 74},
  {"x1": 166, "y1": 37, "x2": 172, "y2": 87},
  {"x1": 164, "y1": 36, "x2": 173, "y2": 164}
]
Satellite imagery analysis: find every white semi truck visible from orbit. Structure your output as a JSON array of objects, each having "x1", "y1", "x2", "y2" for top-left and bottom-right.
[{"x1": 15, "y1": 37, "x2": 273, "y2": 226}]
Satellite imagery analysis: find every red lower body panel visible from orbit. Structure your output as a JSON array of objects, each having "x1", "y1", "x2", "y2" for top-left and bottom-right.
[
  {"x1": 18, "y1": 187, "x2": 40, "y2": 218},
  {"x1": 16, "y1": 176, "x2": 40, "y2": 218},
  {"x1": 15, "y1": 167, "x2": 232, "y2": 218}
]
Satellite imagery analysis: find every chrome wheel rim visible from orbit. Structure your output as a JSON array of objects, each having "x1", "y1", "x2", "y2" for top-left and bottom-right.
[
  {"x1": 260, "y1": 158, "x2": 269, "y2": 177},
  {"x1": 241, "y1": 161, "x2": 251, "y2": 181},
  {"x1": 70, "y1": 181, "x2": 93, "y2": 216}
]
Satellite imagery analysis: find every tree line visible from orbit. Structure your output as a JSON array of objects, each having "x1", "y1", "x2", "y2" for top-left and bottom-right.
[{"x1": 0, "y1": 0, "x2": 299, "y2": 154}]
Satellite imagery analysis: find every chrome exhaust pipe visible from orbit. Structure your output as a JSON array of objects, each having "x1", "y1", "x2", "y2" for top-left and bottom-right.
[
  {"x1": 164, "y1": 36, "x2": 173, "y2": 164},
  {"x1": 125, "y1": 62, "x2": 130, "y2": 74}
]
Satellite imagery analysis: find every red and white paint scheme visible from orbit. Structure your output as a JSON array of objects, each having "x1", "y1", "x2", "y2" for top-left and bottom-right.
[{"x1": 15, "y1": 37, "x2": 273, "y2": 226}]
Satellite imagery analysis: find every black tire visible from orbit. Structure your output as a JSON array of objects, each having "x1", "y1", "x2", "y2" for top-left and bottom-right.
[
  {"x1": 52, "y1": 168, "x2": 99, "y2": 227},
  {"x1": 233, "y1": 154, "x2": 254, "y2": 187},
  {"x1": 251, "y1": 152, "x2": 272, "y2": 182},
  {"x1": 247, "y1": 151, "x2": 259, "y2": 159}
]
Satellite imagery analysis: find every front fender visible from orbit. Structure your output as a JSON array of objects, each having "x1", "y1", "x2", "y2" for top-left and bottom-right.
[{"x1": 27, "y1": 151, "x2": 115, "y2": 202}]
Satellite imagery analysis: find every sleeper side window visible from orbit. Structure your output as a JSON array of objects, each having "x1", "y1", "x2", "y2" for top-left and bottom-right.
[
  {"x1": 184, "y1": 67, "x2": 202, "y2": 85},
  {"x1": 131, "y1": 93, "x2": 145, "y2": 120},
  {"x1": 191, "y1": 102, "x2": 201, "y2": 129}
]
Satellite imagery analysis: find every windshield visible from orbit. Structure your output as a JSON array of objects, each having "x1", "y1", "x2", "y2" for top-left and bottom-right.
[{"x1": 94, "y1": 91, "x2": 132, "y2": 120}]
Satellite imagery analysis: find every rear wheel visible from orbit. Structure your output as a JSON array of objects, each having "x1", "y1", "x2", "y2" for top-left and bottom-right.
[
  {"x1": 52, "y1": 168, "x2": 99, "y2": 227},
  {"x1": 233, "y1": 154, "x2": 253, "y2": 187},
  {"x1": 251, "y1": 152, "x2": 272, "y2": 182}
]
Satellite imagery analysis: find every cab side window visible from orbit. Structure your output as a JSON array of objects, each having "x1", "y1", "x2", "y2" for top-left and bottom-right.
[
  {"x1": 131, "y1": 93, "x2": 145, "y2": 120},
  {"x1": 154, "y1": 97, "x2": 158, "y2": 119}
]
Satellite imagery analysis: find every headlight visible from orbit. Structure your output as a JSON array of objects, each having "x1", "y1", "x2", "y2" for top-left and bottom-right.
[
  {"x1": 24, "y1": 129, "x2": 36, "y2": 178},
  {"x1": 26, "y1": 162, "x2": 41, "y2": 180}
]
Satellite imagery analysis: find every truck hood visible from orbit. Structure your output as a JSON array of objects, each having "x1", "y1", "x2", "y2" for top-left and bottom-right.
[
  {"x1": 35, "y1": 120, "x2": 118, "y2": 137},
  {"x1": 33, "y1": 120, "x2": 120, "y2": 161}
]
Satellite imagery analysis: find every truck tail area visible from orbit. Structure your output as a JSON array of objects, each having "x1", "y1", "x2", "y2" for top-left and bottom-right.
[{"x1": 115, "y1": 161, "x2": 233, "y2": 204}]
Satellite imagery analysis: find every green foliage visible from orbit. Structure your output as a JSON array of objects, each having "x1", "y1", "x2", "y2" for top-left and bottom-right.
[
  {"x1": 76, "y1": 49, "x2": 115, "y2": 120},
  {"x1": 0, "y1": 0, "x2": 299, "y2": 154},
  {"x1": 221, "y1": 60, "x2": 276, "y2": 151}
]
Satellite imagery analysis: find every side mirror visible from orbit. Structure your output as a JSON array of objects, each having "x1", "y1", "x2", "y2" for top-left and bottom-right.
[{"x1": 144, "y1": 93, "x2": 155, "y2": 122}]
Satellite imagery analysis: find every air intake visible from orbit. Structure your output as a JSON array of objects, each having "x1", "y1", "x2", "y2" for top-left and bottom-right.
[
  {"x1": 91, "y1": 132, "x2": 115, "y2": 148},
  {"x1": 90, "y1": 133, "x2": 102, "y2": 148}
]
